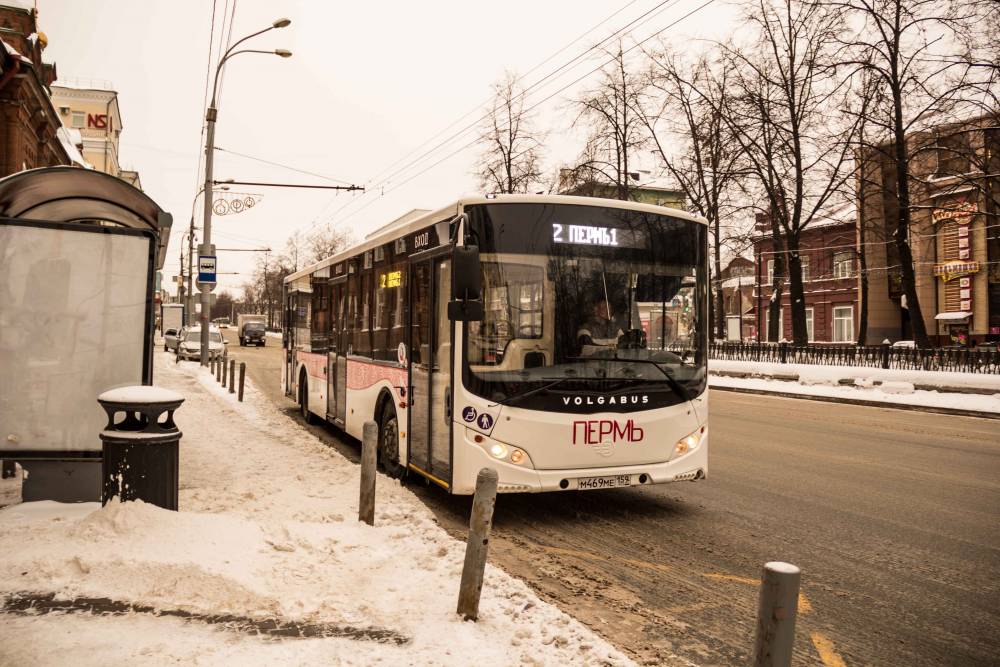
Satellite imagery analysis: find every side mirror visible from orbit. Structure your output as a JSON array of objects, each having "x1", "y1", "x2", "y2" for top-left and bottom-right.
[
  {"x1": 449, "y1": 245, "x2": 484, "y2": 321},
  {"x1": 452, "y1": 246, "x2": 482, "y2": 300}
]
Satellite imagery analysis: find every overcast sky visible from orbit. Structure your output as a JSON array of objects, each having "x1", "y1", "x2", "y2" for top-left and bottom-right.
[{"x1": 40, "y1": 0, "x2": 738, "y2": 295}]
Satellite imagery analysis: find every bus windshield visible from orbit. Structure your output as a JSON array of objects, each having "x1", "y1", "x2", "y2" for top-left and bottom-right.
[{"x1": 463, "y1": 203, "x2": 707, "y2": 412}]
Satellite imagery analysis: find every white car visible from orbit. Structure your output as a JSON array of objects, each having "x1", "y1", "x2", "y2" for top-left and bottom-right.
[
  {"x1": 163, "y1": 327, "x2": 181, "y2": 352},
  {"x1": 176, "y1": 327, "x2": 226, "y2": 360}
]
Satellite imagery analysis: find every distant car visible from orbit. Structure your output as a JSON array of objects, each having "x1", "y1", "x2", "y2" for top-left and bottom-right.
[
  {"x1": 177, "y1": 327, "x2": 226, "y2": 360},
  {"x1": 891, "y1": 340, "x2": 916, "y2": 349},
  {"x1": 163, "y1": 328, "x2": 181, "y2": 352},
  {"x1": 239, "y1": 321, "x2": 267, "y2": 347},
  {"x1": 213, "y1": 317, "x2": 231, "y2": 329}
]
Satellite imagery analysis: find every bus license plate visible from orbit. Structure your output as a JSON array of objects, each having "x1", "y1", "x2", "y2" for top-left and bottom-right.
[{"x1": 577, "y1": 474, "x2": 632, "y2": 490}]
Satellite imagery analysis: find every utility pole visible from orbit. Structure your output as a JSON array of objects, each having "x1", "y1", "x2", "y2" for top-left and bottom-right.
[
  {"x1": 187, "y1": 219, "x2": 195, "y2": 327},
  {"x1": 177, "y1": 249, "x2": 185, "y2": 309},
  {"x1": 198, "y1": 18, "x2": 292, "y2": 365}
]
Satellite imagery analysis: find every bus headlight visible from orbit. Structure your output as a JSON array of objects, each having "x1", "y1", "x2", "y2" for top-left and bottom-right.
[
  {"x1": 675, "y1": 428, "x2": 704, "y2": 457},
  {"x1": 490, "y1": 443, "x2": 508, "y2": 459}
]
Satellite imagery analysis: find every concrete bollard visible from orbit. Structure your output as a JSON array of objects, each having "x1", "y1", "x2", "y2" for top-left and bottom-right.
[
  {"x1": 752, "y1": 562, "x2": 801, "y2": 667},
  {"x1": 238, "y1": 362, "x2": 246, "y2": 402},
  {"x1": 457, "y1": 467, "x2": 499, "y2": 621},
  {"x1": 229, "y1": 359, "x2": 236, "y2": 394},
  {"x1": 359, "y1": 421, "x2": 378, "y2": 526}
]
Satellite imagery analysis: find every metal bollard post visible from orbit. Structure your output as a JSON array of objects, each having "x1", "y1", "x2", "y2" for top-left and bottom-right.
[
  {"x1": 457, "y1": 467, "x2": 499, "y2": 621},
  {"x1": 359, "y1": 420, "x2": 377, "y2": 526},
  {"x1": 222, "y1": 353, "x2": 228, "y2": 385},
  {"x1": 229, "y1": 359, "x2": 235, "y2": 393},
  {"x1": 238, "y1": 362, "x2": 246, "y2": 402},
  {"x1": 216, "y1": 356, "x2": 222, "y2": 383},
  {"x1": 752, "y1": 561, "x2": 801, "y2": 667}
]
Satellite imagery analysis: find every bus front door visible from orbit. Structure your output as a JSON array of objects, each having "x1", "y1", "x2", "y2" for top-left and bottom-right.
[
  {"x1": 407, "y1": 257, "x2": 453, "y2": 489},
  {"x1": 284, "y1": 293, "x2": 296, "y2": 397}
]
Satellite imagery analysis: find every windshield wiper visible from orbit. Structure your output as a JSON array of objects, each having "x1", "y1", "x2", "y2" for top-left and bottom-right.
[
  {"x1": 567, "y1": 356, "x2": 689, "y2": 402},
  {"x1": 488, "y1": 376, "x2": 576, "y2": 407}
]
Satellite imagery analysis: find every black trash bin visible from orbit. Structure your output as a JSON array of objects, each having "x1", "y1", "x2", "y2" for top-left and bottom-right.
[{"x1": 97, "y1": 386, "x2": 184, "y2": 510}]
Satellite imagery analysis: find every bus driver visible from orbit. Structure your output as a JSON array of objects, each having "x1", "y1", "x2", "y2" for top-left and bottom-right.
[{"x1": 577, "y1": 300, "x2": 627, "y2": 356}]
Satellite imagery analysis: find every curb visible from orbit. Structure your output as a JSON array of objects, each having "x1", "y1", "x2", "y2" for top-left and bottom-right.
[{"x1": 709, "y1": 384, "x2": 1000, "y2": 420}]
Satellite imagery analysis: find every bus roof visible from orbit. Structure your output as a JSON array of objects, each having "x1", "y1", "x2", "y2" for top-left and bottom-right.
[{"x1": 284, "y1": 194, "x2": 708, "y2": 284}]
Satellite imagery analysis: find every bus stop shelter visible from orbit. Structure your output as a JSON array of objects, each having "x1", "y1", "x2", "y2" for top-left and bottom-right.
[{"x1": 0, "y1": 166, "x2": 173, "y2": 502}]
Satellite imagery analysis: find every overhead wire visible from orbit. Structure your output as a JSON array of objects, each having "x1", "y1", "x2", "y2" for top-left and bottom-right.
[
  {"x1": 317, "y1": 0, "x2": 694, "y2": 232},
  {"x1": 329, "y1": 0, "x2": 716, "y2": 229}
]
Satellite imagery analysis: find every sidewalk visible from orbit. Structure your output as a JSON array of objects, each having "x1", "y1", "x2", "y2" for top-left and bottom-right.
[
  {"x1": 709, "y1": 360, "x2": 1000, "y2": 417},
  {"x1": 0, "y1": 353, "x2": 637, "y2": 666}
]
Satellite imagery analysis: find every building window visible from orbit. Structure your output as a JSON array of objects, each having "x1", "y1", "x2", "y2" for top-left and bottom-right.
[
  {"x1": 833, "y1": 251, "x2": 856, "y2": 278},
  {"x1": 806, "y1": 307, "x2": 814, "y2": 342},
  {"x1": 800, "y1": 256, "x2": 810, "y2": 282},
  {"x1": 766, "y1": 259, "x2": 778, "y2": 284},
  {"x1": 71, "y1": 111, "x2": 85, "y2": 128},
  {"x1": 936, "y1": 132, "x2": 971, "y2": 177},
  {"x1": 763, "y1": 307, "x2": 784, "y2": 342},
  {"x1": 833, "y1": 306, "x2": 854, "y2": 342}
]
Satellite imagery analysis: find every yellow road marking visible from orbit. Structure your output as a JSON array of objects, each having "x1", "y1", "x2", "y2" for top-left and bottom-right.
[
  {"x1": 811, "y1": 632, "x2": 848, "y2": 667},
  {"x1": 702, "y1": 573, "x2": 758, "y2": 585},
  {"x1": 539, "y1": 549, "x2": 815, "y2": 617},
  {"x1": 702, "y1": 573, "x2": 812, "y2": 615}
]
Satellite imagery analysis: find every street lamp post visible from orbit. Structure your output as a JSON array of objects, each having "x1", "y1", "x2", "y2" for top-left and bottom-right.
[{"x1": 198, "y1": 17, "x2": 292, "y2": 365}]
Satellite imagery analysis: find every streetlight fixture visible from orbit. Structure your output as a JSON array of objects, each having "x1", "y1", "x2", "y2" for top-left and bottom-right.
[{"x1": 198, "y1": 18, "x2": 291, "y2": 365}]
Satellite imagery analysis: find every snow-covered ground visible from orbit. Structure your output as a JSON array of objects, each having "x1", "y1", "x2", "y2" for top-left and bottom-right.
[
  {"x1": 710, "y1": 360, "x2": 1000, "y2": 414},
  {"x1": 0, "y1": 353, "x2": 636, "y2": 666}
]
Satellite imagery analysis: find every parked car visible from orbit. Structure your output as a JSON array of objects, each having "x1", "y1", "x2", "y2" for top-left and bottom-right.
[
  {"x1": 239, "y1": 320, "x2": 267, "y2": 347},
  {"x1": 163, "y1": 327, "x2": 181, "y2": 352},
  {"x1": 176, "y1": 326, "x2": 226, "y2": 360}
]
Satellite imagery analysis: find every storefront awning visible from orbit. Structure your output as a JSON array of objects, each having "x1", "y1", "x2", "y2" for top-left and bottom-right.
[{"x1": 934, "y1": 311, "x2": 972, "y2": 321}]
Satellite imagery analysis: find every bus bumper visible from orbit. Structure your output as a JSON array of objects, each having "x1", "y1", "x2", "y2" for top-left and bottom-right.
[{"x1": 452, "y1": 434, "x2": 708, "y2": 494}]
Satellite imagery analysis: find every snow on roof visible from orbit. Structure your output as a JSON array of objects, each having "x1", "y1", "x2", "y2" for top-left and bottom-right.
[
  {"x1": 810, "y1": 201, "x2": 856, "y2": 228},
  {"x1": 56, "y1": 126, "x2": 93, "y2": 169},
  {"x1": 0, "y1": 37, "x2": 32, "y2": 65},
  {"x1": 0, "y1": 1, "x2": 36, "y2": 13},
  {"x1": 934, "y1": 311, "x2": 972, "y2": 321}
]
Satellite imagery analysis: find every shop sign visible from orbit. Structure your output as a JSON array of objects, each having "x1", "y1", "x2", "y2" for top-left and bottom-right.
[
  {"x1": 933, "y1": 260, "x2": 980, "y2": 282},
  {"x1": 931, "y1": 200, "x2": 976, "y2": 225}
]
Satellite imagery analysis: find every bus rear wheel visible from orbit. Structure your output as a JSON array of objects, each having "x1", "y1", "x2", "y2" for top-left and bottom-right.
[
  {"x1": 379, "y1": 405, "x2": 404, "y2": 479},
  {"x1": 299, "y1": 373, "x2": 316, "y2": 425}
]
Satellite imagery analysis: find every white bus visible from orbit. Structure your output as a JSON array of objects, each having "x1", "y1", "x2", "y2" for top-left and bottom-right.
[{"x1": 282, "y1": 195, "x2": 708, "y2": 494}]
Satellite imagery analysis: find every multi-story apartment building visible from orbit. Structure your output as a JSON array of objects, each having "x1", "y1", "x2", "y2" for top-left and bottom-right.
[{"x1": 859, "y1": 113, "x2": 1000, "y2": 346}]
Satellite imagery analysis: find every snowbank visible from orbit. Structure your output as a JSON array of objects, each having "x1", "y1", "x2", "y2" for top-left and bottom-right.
[
  {"x1": 710, "y1": 359, "x2": 1000, "y2": 392},
  {"x1": 708, "y1": 374, "x2": 1000, "y2": 414},
  {"x1": 0, "y1": 353, "x2": 635, "y2": 666}
]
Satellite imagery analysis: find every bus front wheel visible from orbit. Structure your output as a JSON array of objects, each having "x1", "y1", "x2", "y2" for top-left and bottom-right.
[
  {"x1": 299, "y1": 373, "x2": 316, "y2": 425},
  {"x1": 379, "y1": 405, "x2": 404, "y2": 479}
]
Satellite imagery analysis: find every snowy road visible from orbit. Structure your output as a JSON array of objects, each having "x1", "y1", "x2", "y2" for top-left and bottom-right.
[{"x1": 222, "y1": 329, "x2": 1000, "y2": 666}]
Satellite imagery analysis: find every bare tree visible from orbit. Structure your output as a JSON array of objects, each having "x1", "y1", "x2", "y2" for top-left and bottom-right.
[
  {"x1": 569, "y1": 44, "x2": 647, "y2": 201},
  {"x1": 832, "y1": 0, "x2": 973, "y2": 347},
  {"x1": 475, "y1": 71, "x2": 545, "y2": 194},
  {"x1": 722, "y1": 0, "x2": 857, "y2": 345},
  {"x1": 640, "y1": 45, "x2": 746, "y2": 340},
  {"x1": 307, "y1": 224, "x2": 353, "y2": 265}
]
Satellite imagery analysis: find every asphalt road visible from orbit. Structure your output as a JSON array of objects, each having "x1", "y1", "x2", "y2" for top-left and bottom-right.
[{"x1": 221, "y1": 328, "x2": 1000, "y2": 666}]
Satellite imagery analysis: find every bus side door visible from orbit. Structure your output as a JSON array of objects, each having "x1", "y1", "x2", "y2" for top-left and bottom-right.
[{"x1": 407, "y1": 257, "x2": 453, "y2": 488}]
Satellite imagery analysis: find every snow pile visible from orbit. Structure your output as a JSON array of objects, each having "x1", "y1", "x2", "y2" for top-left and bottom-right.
[
  {"x1": 0, "y1": 353, "x2": 635, "y2": 666},
  {"x1": 709, "y1": 359, "x2": 1000, "y2": 414}
]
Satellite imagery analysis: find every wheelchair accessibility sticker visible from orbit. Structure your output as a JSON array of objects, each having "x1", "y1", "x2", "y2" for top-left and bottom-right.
[{"x1": 462, "y1": 406, "x2": 477, "y2": 422}]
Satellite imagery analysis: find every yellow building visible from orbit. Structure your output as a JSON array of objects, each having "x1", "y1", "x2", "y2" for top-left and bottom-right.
[{"x1": 50, "y1": 82, "x2": 127, "y2": 179}]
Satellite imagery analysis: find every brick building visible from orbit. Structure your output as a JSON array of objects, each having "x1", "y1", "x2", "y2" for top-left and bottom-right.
[
  {"x1": 0, "y1": 3, "x2": 70, "y2": 175},
  {"x1": 720, "y1": 256, "x2": 755, "y2": 341},
  {"x1": 752, "y1": 204, "x2": 860, "y2": 343},
  {"x1": 858, "y1": 113, "x2": 1000, "y2": 346}
]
